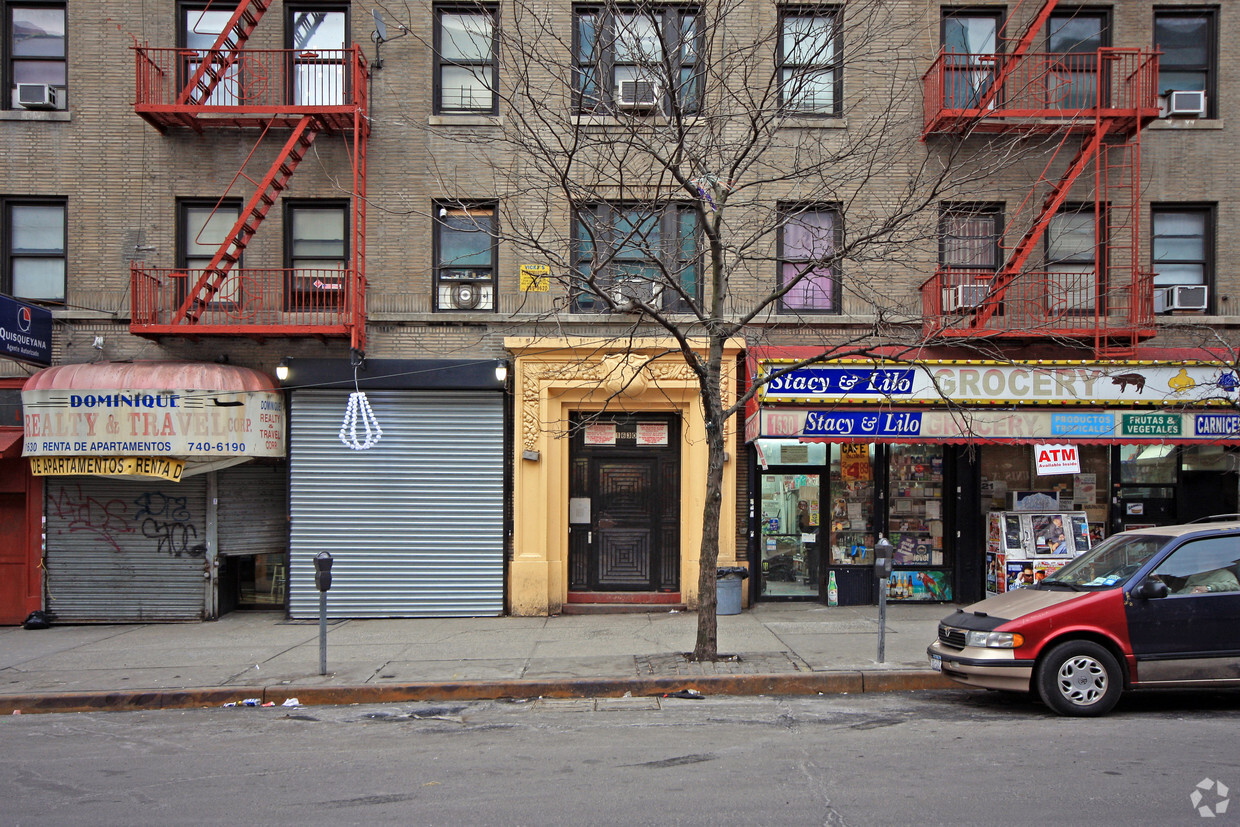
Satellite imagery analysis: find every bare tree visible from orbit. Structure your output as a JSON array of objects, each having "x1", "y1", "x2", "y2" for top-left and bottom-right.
[{"x1": 380, "y1": 0, "x2": 1050, "y2": 659}]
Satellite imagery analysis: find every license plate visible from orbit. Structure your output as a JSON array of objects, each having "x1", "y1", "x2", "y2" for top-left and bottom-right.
[{"x1": 930, "y1": 653, "x2": 942, "y2": 672}]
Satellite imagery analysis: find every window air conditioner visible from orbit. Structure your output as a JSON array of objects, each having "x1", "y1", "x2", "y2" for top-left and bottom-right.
[
  {"x1": 942, "y1": 283, "x2": 988, "y2": 312},
  {"x1": 16, "y1": 83, "x2": 59, "y2": 110},
  {"x1": 437, "y1": 278, "x2": 493, "y2": 311},
  {"x1": 610, "y1": 277, "x2": 661, "y2": 310},
  {"x1": 616, "y1": 80, "x2": 660, "y2": 109},
  {"x1": 1160, "y1": 90, "x2": 1206, "y2": 118},
  {"x1": 1154, "y1": 285, "x2": 1208, "y2": 313}
]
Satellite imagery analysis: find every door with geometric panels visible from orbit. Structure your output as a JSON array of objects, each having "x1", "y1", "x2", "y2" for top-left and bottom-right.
[{"x1": 568, "y1": 414, "x2": 680, "y2": 593}]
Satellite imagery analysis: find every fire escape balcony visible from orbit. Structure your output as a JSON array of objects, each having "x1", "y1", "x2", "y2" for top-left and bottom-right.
[
  {"x1": 920, "y1": 47, "x2": 1161, "y2": 356},
  {"x1": 129, "y1": 43, "x2": 369, "y2": 347}
]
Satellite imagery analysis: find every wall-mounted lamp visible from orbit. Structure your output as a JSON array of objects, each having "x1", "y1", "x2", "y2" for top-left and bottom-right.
[
  {"x1": 276, "y1": 358, "x2": 290, "y2": 381},
  {"x1": 495, "y1": 360, "x2": 509, "y2": 383}
]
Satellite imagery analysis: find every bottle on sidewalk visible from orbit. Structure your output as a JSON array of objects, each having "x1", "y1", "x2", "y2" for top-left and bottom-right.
[{"x1": 827, "y1": 570, "x2": 838, "y2": 606}]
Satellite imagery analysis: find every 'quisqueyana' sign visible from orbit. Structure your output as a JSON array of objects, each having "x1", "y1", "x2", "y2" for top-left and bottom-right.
[
  {"x1": 0, "y1": 294, "x2": 52, "y2": 367},
  {"x1": 21, "y1": 388, "x2": 286, "y2": 459}
]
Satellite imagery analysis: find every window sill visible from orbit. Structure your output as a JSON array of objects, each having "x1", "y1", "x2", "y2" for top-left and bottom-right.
[
  {"x1": 428, "y1": 114, "x2": 502, "y2": 127},
  {"x1": 0, "y1": 109, "x2": 71, "y2": 122},
  {"x1": 1147, "y1": 118, "x2": 1223, "y2": 131},
  {"x1": 778, "y1": 116, "x2": 847, "y2": 129}
]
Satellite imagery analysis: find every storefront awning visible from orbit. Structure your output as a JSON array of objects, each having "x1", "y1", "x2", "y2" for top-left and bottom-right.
[{"x1": 21, "y1": 361, "x2": 286, "y2": 478}]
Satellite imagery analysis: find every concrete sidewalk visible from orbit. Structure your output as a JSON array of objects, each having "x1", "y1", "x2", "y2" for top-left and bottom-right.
[{"x1": 0, "y1": 603, "x2": 958, "y2": 714}]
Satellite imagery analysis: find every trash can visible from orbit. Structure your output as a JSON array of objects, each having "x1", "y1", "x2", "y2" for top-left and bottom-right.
[{"x1": 716, "y1": 567, "x2": 749, "y2": 615}]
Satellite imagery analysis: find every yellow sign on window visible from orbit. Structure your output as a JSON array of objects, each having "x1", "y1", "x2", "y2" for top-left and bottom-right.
[{"x1": 520, "y1": 264, "x2": 550, "y2": 292}]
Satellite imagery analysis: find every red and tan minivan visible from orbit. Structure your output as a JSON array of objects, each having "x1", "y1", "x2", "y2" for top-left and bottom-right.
[{"x1": 928, "y1": 521, "x2": 1240, "y2": 716}]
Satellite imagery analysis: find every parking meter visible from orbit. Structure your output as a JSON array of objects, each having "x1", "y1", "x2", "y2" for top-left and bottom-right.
[
  {"x1": 875, "y1": 536, "x2": 894, "y2": 663},
  {"x1": 874, "y1": 536, "x2": 894, "y2": 579},
  {"x1": 314, "y1": 551, "x2": 334, "y2": 591}
]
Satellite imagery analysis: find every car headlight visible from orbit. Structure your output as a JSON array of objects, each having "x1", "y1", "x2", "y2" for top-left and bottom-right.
[{"x1": 965, "y1": 630, "x2": 1024, "y2": 649}]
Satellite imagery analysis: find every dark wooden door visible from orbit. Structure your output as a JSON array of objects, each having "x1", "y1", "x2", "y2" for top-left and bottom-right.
[{"x1": 593, "y1": 458, "x2": 659, "y2": 589}]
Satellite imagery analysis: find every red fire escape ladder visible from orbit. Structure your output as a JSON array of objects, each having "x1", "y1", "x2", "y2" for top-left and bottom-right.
[
  {"x1": 966, "y1": 0, "x2": 1061, "y2": 116},
  {"x1": 967, "y1": 121, "x2": 1113, "y2": 330},
  {"x1": 174, "y1": 115, "x2": 323, "y2": 325},
  {"x1": 176, "y1": 0, "x2": 272, "y2": 107}
]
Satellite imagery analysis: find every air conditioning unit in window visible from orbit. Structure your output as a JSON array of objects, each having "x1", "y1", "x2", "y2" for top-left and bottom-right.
[
  {"x1": 1154, "y1": 285, "x2": 1208, "y2": 313},
  {"x1": 16, "y1": 83, "x2": 59, "y2": 110},
  {"x1": 437, "y1": 276, "x2": 493, "y2": 311},
  {"x1": 610, "y1": 277, "x2": 661, "y2": 310},
  {"x1": 1160, "y1": 90, "x2": 1206, "y2": 118},
  {"x1": 616, "y1": 79, "x2": 661, "y2": 109},
  {"x1": 942, "y1": 283, "x2": 989, "y2": 312}
]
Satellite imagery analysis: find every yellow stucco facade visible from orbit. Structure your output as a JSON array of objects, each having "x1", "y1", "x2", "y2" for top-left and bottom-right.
[{"x1": 505, "y1": 337, "x2": 743, "y2": 616}]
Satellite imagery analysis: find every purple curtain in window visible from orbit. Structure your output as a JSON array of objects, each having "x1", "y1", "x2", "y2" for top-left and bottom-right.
[{"x1": 781, "y1": 211, "x2": 835, "y2": 310}]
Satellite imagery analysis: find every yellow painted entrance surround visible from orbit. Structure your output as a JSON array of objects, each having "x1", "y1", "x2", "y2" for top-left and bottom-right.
[{"x1": 505, "y1": 337, "x2": 743, "y2": 616}]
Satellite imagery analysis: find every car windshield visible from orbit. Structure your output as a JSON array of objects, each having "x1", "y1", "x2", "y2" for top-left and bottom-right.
[{"x1": 1041, "y1": 533, "x2": 1172, "y2": 589}]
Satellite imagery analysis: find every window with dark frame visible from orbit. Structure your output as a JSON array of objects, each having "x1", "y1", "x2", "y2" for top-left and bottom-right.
[
  {"x1": 179, "y1": 199, "x2": 241, "y2": 306},
  {"x1": 940, "y1": 204, "x2": 1001, "y2": 272},
  {"x1": 3, "y1": 197, "x2": 65, "y2": 302},
  {"x1": 1152, "y1": 205, "x2": 1212, "y2": 312},
  {"x1": 777, "y1": 205, "x2": 839, "y2": 313},
  {"x1": 435, "y1": 4, "x2": 497, "y2": 114},
  {"x1": 1154, "y1": 8, "x2": 1216, "y2": 118},
  {"x1": 180, "y1": 2, "x2": 241, "y2": 105},
  {"x1": 285, "y1": 201, "x2": 348, "y2": 312},
  {"x1": 286, "y1": 4, "x2": 348, "y2": 107},
  {"x1": 572, "y1": 202, "x2": 700, "y2": 314},
  {"x1": 5, "y1": 2, "x2": 66, "y2": 110},
  {"x1": 434, "y1": 202, "x2": 497, "y2": 312},
  {"x1": 940, "y1": 9, "x2": 1001, "y2": 109},
  {"x1": 778, "y1": 7, "x2": 841, "y2": 115},
  {"x1": 1046, "y1": 206, "x2": 1101, "y2": 315},
  {"x1": 573, "y1": 5, "x2": 700, "y2": 115},
  {"x1": 1047, "y1": 9, "x2": 1109, "y2": 109}
]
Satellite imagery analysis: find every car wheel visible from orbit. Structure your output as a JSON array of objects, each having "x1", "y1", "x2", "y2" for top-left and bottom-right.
[{"x1": 1036, "y1": 640, "x2": 1122, "y2": 717}]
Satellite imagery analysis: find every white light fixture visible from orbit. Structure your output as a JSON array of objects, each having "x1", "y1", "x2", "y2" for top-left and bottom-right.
[
  {"x1": 495, "y1": 361, "x2": 508, "y2": 383},
  {"x1": 276, "y1": 359, "x2": 289, "y2": 381}
]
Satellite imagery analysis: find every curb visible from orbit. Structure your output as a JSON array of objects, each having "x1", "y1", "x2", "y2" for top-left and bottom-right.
[{"x1": 0, "y1": 670, "x2": 960, "y2": 715}]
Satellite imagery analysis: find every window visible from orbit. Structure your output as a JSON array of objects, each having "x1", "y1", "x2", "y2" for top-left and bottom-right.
[
  {"x1": 435, "y1": 5, "x2": 497, "y2": 114},
  {"x1": 1152, "y1": 205, "x2": 1212, "y2": 311},
  {"x1": 572, "y1": 203, "x2": 700, "y2": 313},
  {"x1": 1047, "y1": 9, "x2": 1108, "y2": 109},
  {"x1": 778, "y1": 8, "x2": 840, "y2": 115},
  {"x1": 941, "y1": 10, "x2": 1000, "y2": 109},
  {"x1": 435, "y1": 202, "x2": 496, "y2": 311},
  {"x1": 1154, "y1": 9, "x2": 1216, "y2": 118},
  {"x1": 574, "y1": 6, "x2": 700, "y2": 114},
  {"x1": 1152, "y1": 537, "x2": 1240, "y2": 595},
  {"x1": 3, "y1": 198, "x2": 64, "y2": 301},
  {"x1": 180, "y1": 3, "x2": 240, "y2": 105},
  {"x1": 179, "y1": 199, "x2": 241, "y2": 305},
  {"x1": 1046, "y1": 206, "x2": 1099, "y2": 314},
  {"x1": 285, "y1": 201, "x2": 348, "y2": 310},
  {"x1": 5, "y1": 2, "x2": 66, "y2": 110},
  {"x1": 940, "y1": 204, "x2": 1001, "y2": 272},
  {"x1": 778, "y1": 206, "x2": 839, "y2": 313},
  {"x1": 287, "y1": 5, "x2": 348, "y2": 106}
]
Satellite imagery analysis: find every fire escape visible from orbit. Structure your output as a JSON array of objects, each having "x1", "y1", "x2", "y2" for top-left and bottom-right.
[
  {"x1": 130, "y1": 0, "x2": 369, "y2": 350},
  {"x1": 920, "y1": 0, "x2": 1161, "y2": 358}
]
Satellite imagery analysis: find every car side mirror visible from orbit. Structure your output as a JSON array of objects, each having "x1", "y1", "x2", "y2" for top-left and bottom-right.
[{"x1": 1133, "y1": 577, "x2": 1169, "y2": 600}]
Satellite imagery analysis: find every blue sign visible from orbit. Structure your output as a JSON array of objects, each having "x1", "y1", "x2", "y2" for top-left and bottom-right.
[
  {"x1": 1051, "y1": 412, "x2": 1116, "y2": 437},
  {"x1": 0, "y1": 294, "x2": 52, "y2": 366},
  {"x1": 802, "y1": 411, "x2": 923, "y2": 437},
  {"x1": 764, "y1": 367, "x2": 917, "y2": 397},
  {"x1": 1195, "y1": 414, "x2": 1240, "y2": 437}
]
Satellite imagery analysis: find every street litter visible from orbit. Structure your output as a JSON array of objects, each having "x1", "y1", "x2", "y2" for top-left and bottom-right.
[
  {"x1": 663, "y1": 688, "x2": 705, "y2": 699},
  {"x1": 223, "y1": 698, "x2": 262, "y2": 707},
  {"x1": 281, "y1": 698, "x2": 301, "y2": 707}
]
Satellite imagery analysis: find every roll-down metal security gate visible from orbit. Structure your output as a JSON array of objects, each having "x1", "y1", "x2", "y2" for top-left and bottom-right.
[
  {"x1": 288, "y1": 390, "x2": 504, "y2": 618},
  {"x1": 44, "y1": 475, "x2": 209, "y2": 622}
]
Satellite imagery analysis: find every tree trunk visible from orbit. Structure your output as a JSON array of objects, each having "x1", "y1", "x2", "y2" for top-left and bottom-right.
[{"x1": 692, "y1": 342, "x2": 728, "y2": 661}]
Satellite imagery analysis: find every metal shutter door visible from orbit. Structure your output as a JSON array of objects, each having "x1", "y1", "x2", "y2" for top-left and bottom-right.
[
  {"x1": 217, "y1": 463, "x2": 287, "y2": 556},
  {"x1": 44, "y1": 475, "x2": 209, "y2": 622},
  {"x1": 288, "y1": 390, "x2": 504, "y2": 618}
]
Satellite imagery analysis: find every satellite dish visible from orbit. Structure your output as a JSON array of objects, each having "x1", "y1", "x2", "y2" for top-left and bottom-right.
[{"x1": 372, "y1": 9, "x2": 388, "y2": 43}]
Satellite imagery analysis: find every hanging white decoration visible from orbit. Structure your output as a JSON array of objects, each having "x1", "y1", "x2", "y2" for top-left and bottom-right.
[{"x1": 339, "y1": 391, "x2": 382, "y2": 450}]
